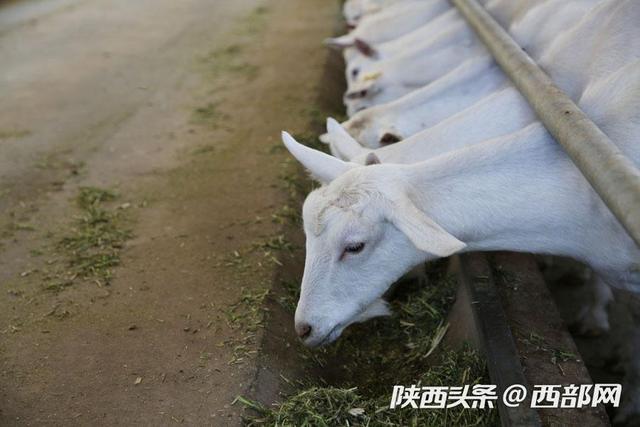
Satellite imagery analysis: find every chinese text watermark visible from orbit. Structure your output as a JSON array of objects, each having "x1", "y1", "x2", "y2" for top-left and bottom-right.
[{"x1": 389, "y1": 384, "x2": 621, "y2": 409}]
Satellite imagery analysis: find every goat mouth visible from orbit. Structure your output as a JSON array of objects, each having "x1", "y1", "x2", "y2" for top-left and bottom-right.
[
  {"x1": 309, "y1": 323, "x2": 345, "y2": 348},
  {"x1": 309, "y1": 302, "x2": 376, "y2": 347}
]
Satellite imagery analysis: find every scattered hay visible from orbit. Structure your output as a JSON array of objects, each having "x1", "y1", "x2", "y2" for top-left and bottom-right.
[
  {"x1": 227, "y1": 287, "x2": 270, "y2": 332},
  {"x1": 241, "y1": 348, "x2": 493, "y2": 427},
  {"x1": 217, "y1": 233, "x2": 297, "y2": 275},
  {"x1": 271, "y1": 205, "x2": 301, "y2": 225},
  {"x1": 2, "y1": 221, "x2": 36, "y2": 239},
  {"x1": 238, "y1": 5, "x2": 269, "y2": 35},
  {"x1": 192, "y1": 102, "x2": 227, "y2": 128},
  {"x1": 201, "y1": 44, "x2": 260, "y2": 81},
  {"x1": 55, "y1": 186, "x2": 131, "y2": 288},
  {"x1": 191, "y1": 145, "x2": 217, "y2": 156},
  {"x1": 199, "y1": 26, "x2": 262, "y2": 85},
  {"x1": 252, "y1": 234, "x2": 296, "y2": 253},
  {"x1": 239, "y1": 267, "x2": 497, "y2": 426},
  {"x1": 225, "y1": 287, "x2": 270, "y2": 365},
  {"x1": 234, "y1": 94, "x2": 496, "y2": 424},
  {"x1": 0, "y1": 129, "x2": 31, "y2": 140},
  {"x1": 519, "y1": 331, "x2": 579, "y2": 366}
]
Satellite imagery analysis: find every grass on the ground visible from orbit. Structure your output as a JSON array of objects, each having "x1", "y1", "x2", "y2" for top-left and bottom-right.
[
  {"x1": 238, "y1": 266, "x2": 497, "y2": 426},
  {"x1": 225, "y1": 287, "x2": 271, "y2": 365},
  {"x1": 56, "y1": 187, "x2": 131, "y2": 287}
]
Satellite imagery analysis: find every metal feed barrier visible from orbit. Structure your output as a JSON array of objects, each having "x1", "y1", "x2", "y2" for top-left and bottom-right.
[
  {"x1": 443, "y1": 1, "x2": 640, "y2": 426},
  {"x1": 452, "y1": 0, "x2": 640, "y2": 249}
]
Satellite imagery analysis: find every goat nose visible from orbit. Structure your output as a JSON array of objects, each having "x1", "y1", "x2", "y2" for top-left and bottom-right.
[{"x1": 296, "y1": 322, "x2": 312, "y2": 339}]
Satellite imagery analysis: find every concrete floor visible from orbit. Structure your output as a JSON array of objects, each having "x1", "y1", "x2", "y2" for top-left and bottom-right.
[{"x1": 0, "y1": 0, "x2": 339, "y2": 424}]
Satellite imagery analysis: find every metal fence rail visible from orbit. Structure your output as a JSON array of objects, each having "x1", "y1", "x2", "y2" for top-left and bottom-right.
[{"x1": 451, "y1": 0, "x2": 640, "y2": 248}]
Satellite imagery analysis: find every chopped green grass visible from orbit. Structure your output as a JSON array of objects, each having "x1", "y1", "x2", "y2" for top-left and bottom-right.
[
  {"x1": 0, "y1": 129, "x2": 31, "y2": 140},
  {"x1": 227, "y1": 287, "x2": 270, "y2": 332},
  {"x1": 57, "y1": 186, "x2": 131, "y2": 286},
  {"x1": 232, "y1": 61, "x2": 494, "y2": 424},
  {"x1": 76, "y1": 186, "x2": 115, "y2": 208},
  {"x1": 271, "y1": 204, "x2": 301, "y2": 225},
  {"x1": 238, "y1": 5, "x2": 269, "y2": 35},
  {"x1": 191, "y1": 144, "x2": 217, "y2": 155},
  {"x1": 13, "y1": 222, "x2": 35, "y2": 231},
  {"x1": 239, "y1": 266, "x2": 497, "y2": 426},
  {"x1": 43, "y1": 280, "x2": 74, "y2": 293},
  {"x1": 192, "y1": 102, "x2": 227, "y2": 128},
  {"x1": 201, "y1": 44, "x2": 260, "y2": 81},
  {"x1": 519, "y1": 331, "x2": 579, "y2": 366},
  {"x1": 236, "y1": 95, "x2": 495, "y2": 424},
  {"x1": 242, "y1": 348, "x2": 492, "y2": 427},
  {"x1": 30, "y1": 248, "x2": 44, "y2": 257},
  {"x1": 252, "y1": 234, "x2": 296, "y2": 253},
  {"x1": 250, "y1": 234, "x2": 297, "y2": 267},
  {"x1": 220, "y1": 250, "x2": 252, "y2": 272},
  {"x1": 225, "y1": 287, "x2": 270, "y2": 364}
]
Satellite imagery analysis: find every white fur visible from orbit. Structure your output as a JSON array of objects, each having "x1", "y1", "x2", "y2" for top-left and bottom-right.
[
  {"x1": 284, "y1": 103, "x2": 640, "y2": 345},
  {"x1": 344, "y1": 9, "x2": 466, "y2": 85},
  {"x1": 342, "y1": 0, "x2": 417, "y2": 28},
  {"x1": 323, "y1": 0, "x2": 640, "y2": 419},
  {"x1": 331, "y1": 55, "x2": 504, "y2": 148},
  {"x1": 343, "y1": 25, "x2": 486, "y2": 115},
  {"x1": 327, "y1": 1, "x2": 450, "y2": 49},
  {"x1": 338, "y1": 86, "x2": 535, "y2": 163},
  {"x1": 337, "y1": 1, "x2": 555, "y2": 133},
  {"x1": 331, "y1": 0, "x2": 613, "y2": 149},
  {"x1": 342, "y1": 0, "x2": 560, "y2": 86},
  {"x1": 339, "y1": 0, "x2": 602, "y2": 136}
]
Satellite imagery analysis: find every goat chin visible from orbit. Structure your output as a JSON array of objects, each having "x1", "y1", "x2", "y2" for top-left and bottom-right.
[{"x1": 354, "y1": 298, "x2": 392, "y2": 323}]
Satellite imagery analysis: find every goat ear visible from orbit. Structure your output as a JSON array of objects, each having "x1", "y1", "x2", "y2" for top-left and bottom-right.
[
  {"x1": 281, "y1": 131, "x2": 355, "y2": 184},
  {"x1": 325, "y1": 117, "x2": 365, "y2": 160},
  {"x1": 389, "y1": 197, "x2": 466, "y2": 257},
  {"x1": 365, "y1": 152, "x2": 380, "y2": 165},
  {"x1": 354, "y1": 38, "x2": 378, "y2": 58},
  {"x1": 324, "y1": 35, "x2": 354, "y2": 50}
]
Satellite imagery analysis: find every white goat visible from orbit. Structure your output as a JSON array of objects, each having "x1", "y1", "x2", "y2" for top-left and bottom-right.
[
  {"x1": 326, "y1": 0, "x2": 451, "y2": 50},
  {"x1": 332, "y1": 0, "x2": 640, "y2": 421},
  {"x1": 328, "y1": 0, "x2": 640, "y2": 337},
  {"x1": 282, "y1": 57, "x2": 640, "y2": 347},
  {"x1": 539, "y1": 0, "x2": 640, "y2": 101},
  {"x1": 331, "y1": 0, "x2": 618, "y2": 148},
  {"x1": 339, "y1": 0, "x2": 558, "y2": 115},
  {"x1": 328, "y1": 55, "x2": 504, "y2": 147},
  {"x1": 326, "y1": 76, "x2": 630, "y2": 337},
  {"x1": 342, "y1": 0, "x2": 418, "y2": 28},
  {"x1": 283, "y1": 57, "x2": 640, "y2": 421},
  {"x1": 344, "y1": 9, "x2": 465, "y2": 84},
  {"x1": 329, "y1": 25, "x2": 628, "y2": 162},
  {"x1": 343, "y1": 21, "x2": 486, "y2": 115},
  {"x1": 328, "y1": 86, "x2": 534, "y2": 162},
  {"x1": 342, "y1": 0, "x2": 561, "y2": 85},
  {"x1": 341, "y1": 0, "x2": 532, "y2": 31}
]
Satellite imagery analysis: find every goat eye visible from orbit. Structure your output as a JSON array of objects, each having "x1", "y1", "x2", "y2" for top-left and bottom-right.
[
  {"x1": 344, "y1": 242, "x2": 365, "y2": 254},
  {"x1": 352, "y1": 68, "x2": 360, "y2": 78}
]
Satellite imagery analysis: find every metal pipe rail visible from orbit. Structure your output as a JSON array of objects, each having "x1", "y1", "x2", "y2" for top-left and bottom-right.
[{"x1": 451, "y1": 0, "x2": 640, "y2": 248}]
